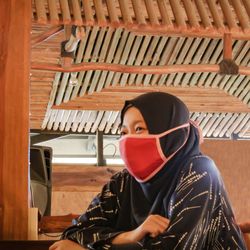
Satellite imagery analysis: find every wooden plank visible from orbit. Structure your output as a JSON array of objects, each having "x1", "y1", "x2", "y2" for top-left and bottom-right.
[
  {"x1": 52, "y1": 86, "x2": 250, "y2": 113},
  {"x1": 218, "y1": 0, "x2": 238, "y2": 31},
  {"x1": 231, "y1": 0, "x2": 250, "y2": 31},
  {"x1": 35, "y1": 0, "x2": 47, "y2": 24},
  {"x1": 71, "y1": 0, "x2": 83, "y2": 25},
  {"x1": 0, "y1": 0, "x2": 31, "y2": 239},
  {"x1": 156, "y1": 0, "x2": 173, "y2": 26},
  {"x1": 145, "y1": 0, "x2": 159, "y2": 25},
  {"x1": 48, "y1": 0, "x2": 59, "y2": 24},
  {"x1": 182, "y1": 0, "x2": 199, "y2": 28},
  {"x1": 194, "y1": 0, "x2": 212, "y2": 28},
  {"x1": 96, "y1": 28, "x2": 123, "y2": 91},
  {"x1": 169, "y1": 0, "x2": 186, "y2": 28},
  {"x1": 59, "y1": 0, "x2": 71, "y2": 24},
  {"x1": 207, "y1": 0, "x2": 224, "y2": 30},
  {"x1": 131, "y1": 0, "x2": 146, "y2": 25}
]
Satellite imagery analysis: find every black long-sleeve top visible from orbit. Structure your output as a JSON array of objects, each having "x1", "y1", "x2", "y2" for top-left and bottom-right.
[{"x1": 62, "y1": 155, "x2": 246, "y2": 250}]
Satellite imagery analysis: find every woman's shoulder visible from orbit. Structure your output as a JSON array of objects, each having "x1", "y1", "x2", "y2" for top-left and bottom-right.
[{"x1": 181, "y1": 154, "x2": 221, "y2": 180}]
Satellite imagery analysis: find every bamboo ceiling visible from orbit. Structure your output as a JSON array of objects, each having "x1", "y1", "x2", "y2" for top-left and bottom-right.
[{"x1": 31, "y1": 0, "x2": 250, "y2": 139}]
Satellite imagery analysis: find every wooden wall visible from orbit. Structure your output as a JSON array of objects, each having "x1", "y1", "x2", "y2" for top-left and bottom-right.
[
  {"x1": 0, "y1": 0, "x2": 31, "y2": 239},
  {"x1": 201, "y1": 139, "x2": 250, "y2": 223},
  {"x1": 52, "y1": 140, "x2": 250, "y2": 223}
]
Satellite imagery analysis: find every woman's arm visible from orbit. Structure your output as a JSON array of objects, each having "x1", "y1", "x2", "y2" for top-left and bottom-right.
[
  {"x1": 59, "y1": 171, "x2": 128, "y2": 249},
  {"x1": 112, "y1": 214, "x2": 169, "y2": 244}
]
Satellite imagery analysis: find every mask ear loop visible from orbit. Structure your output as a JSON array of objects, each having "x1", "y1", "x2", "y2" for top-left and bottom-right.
[{"x1": 189, "y1": 120, "x2": 204, "y2": 144}]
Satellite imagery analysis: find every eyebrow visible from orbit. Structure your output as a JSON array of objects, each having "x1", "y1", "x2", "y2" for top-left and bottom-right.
[{"x1": 121, "y1": 120, "x2": 146, "y2": 128}]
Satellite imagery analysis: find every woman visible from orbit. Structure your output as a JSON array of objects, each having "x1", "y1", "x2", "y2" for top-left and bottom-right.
[{"x1": 49, "y1": 92, "x2": 246, "y2": 249}]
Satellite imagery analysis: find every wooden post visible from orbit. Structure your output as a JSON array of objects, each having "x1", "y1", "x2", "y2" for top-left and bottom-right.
[{"x1": 0, "y1": 0, "x2": 31, "y2": 239}]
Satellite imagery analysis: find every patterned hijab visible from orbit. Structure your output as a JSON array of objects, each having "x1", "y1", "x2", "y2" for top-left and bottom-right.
[{"x1": 120, "y1": 92, "x2": 202, "y2": 225}]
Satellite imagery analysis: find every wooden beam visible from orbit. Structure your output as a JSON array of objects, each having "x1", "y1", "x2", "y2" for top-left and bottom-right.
[
  {"x1": 31, "y1": 25, "x2": 64, "y2": 48},
  {"x1": 31, "y1": 62, "x2": 250, "y2": 76},
  {"x1": 0, "y1": 0, "x2": 31, "y2": 239},
  {"x1": 52, "y1": 86, "x2": 250, "y2": 113}
]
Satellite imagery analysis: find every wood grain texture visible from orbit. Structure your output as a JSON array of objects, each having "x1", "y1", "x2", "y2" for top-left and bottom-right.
[
  {"x1": 51, "y1": 141, "x2": 250, "y2": 224},
  {"x1": 53, "y1": 86, "x2": 250, "y2": 113},
  {"x1": 0, "y1": 0, "x2": 31, "y2": 239}
]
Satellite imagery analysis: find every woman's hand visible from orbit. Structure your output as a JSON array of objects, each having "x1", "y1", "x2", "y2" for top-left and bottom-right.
[
  {"x1": 112, "y1": 214, "x2": 169, "y2": 245},
  {"x1": 138, "y1": 214, "x2": 170, "y2": 238},
  {"x1": 49, "y1": 240, "x2": 87, "y2": 250}
]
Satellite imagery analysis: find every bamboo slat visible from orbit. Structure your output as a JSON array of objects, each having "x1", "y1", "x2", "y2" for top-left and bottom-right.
[
  {"x1": 93, "y1": 0, "x2": 107, "y2": 26},
  {"x1": 241, "y1": 87, "x2": 250, "y2": 105},
  {"x1": 136, "y1": 36, "x2": 160, "y2": 85},
  {"x1": 157, "y1": 0, "x2": 173, "y2": 26},
  {"x1": 231, "y1": 0, "x2": 250, "y2": 31},
  {"x1": 128, "y1": 36, "x2": 152, "y2": 85},
  {"x1": 112, "y1": 32, "x2": 136, "y2": 86},
  {"x1": 131, "y1": 0, "x2": 146, "y2": 25},
  {"x1": 199, "y1": 113, "x2": 213, "y2": 130},
  {"x1": 207, "y1": 0, "x2": 224, "y2": 30},
  {"x1": 83, "y1": 27, "x2": 107, "y2": 94},
  {"x1": 218, "y1": 0, "x2": 238, "y2": 30},
  {"x1": 104, "y1": 29, "x2": 130, "y2": 88},
  {"x1": 173, "y1": 37, "x2": 198, "y2": 86},
  {"x1": 182, "y1": 0, "x2": 199, "y2": 28},
  {"x1": 57, "y1": 110, "x2": 69, "y2": 131},
  {"x1": 182, "y1": 38, "x2": 210, "y2": 86},
  {"x1": 77, "y1": 111, "x2": 91, "y2": 132},
  {"x1": 48, "y1": 0, "x2": 59, "y2": 23},
  {"x1": 106, "y1": 0, "x2": 120, "y2": 24},
  {"x1": 206, "y1": 114, "x2": 225, "y2": 137},
  {"x1": 71, "y1": 111, "x2": 84, "y2": 132},
  {"x1": 165, "y1": 37, "x2": 186, "y2": 86},
  {"x1": 52, "y1": 110, "x2": 64, "y2": 130},
  {"x1": 82, "y1": 0, "x2": 94, "y2": 25},
  {"x1": 202, "y1": 114, "x2": 219, "y2": 137},
  {"x1": 234, "y1": 114, "x2": 250, "y2": 134},
  {"x1": 157, "y1": 37, "x2": 178, "y2": 86},
  {"x1": 194, "y1": 0, "x2": 212, "y2": 28},
  {"x1": 98, "y1": 111, "x2": 112, "y2": 131},
  {"x1": 242, "y1": 0, "x2": 250, "y2": 17},
  {"x1": 35, "y1": 0, "x2": 47, "y2": 24},
  {"x1": 65, "y1": 110, "x2": 78, "y2": 132},
  {"x1": 111, "y1": 113, "x2": 121, "y2": 134},
  {"x1": 219, "y1": 113, "x2": 238, "y2": 137},
  {"x1": 59, "y1": 0, "x2": 71, "y2": 23},
  {"x1": 47, "y1": 109, "x2": 58, "y2": 130},
  {"x1": 85, "y1": 111, "x2": 98, "y2": 133},
  {"x1": 104, "y1": 111, "x2": 119, "y2": 134},
  {"x1": 213, "y1": 113, "x2": 233, "y2": 137},
  {"x1": 71, "y1": 0, "x2": 83, "y2": 25},
  {"x1": 238, "y1": 119, "x2": 250, "y2": 137},
  {"x1": 118, "y1": 0, "x2": 133, "y2": 25},
  {"x1": 78, "y1": 26, "x2": 100, "y2": 96},
  {"x1": 234, "y1": 77, "x2": 249, "y2": 97},
  {"x1": 224, "y1": 75, "x2": 244, "y2": 92},
  {"x1": 88, "y1": 27, "x2": 114, "y2": 94},
  {"x1": 70, "y1": 27, "x2": 91, "y2": 99},
  {"x1": 169, "y1": 0, "x2": 186, "y2": 28},
  {"x1": 120, "y1": 35, "x2": 144, "y2": 86},
  {"x1": 91, "y1": 111, "x2": 104, "y2": 133},
  {"x1": 96, "y1": 28, "x2": 123, "y2": 91},
  {"x1": 145, "y1": 0, "x2": 159, "y2": 25},
  {"x1": 55, "y1": 73, "x2": 70, "y2": 105},
  {"x1": 143, "y1": 36, "x2": 168, "y2": 86},
  {"x1": 229, "y1": 76, "x2": 247, "y2": 95}
]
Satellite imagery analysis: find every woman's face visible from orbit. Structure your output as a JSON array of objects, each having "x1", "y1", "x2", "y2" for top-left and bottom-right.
[{"x1": 120, "y1": 107, "x2": 149, "y2": 136}]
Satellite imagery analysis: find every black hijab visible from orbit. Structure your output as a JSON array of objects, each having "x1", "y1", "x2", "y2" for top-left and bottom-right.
[{"x1": 120, "y1": 92, "x2": 202, "y2": 226}]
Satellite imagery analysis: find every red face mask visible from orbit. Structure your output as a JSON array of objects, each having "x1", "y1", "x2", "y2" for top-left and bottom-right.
[{"x1": 119, "y1": 123, "x2": 190, "y2": 182}]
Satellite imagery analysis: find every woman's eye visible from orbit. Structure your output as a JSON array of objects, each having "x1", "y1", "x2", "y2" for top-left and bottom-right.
[
  {"x1": 135, "y1": 127, "x2": 144, "y2": 133},
  {"x1": 120, "y1": 131, "x2": 127, "y2": 136}
]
